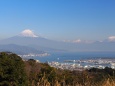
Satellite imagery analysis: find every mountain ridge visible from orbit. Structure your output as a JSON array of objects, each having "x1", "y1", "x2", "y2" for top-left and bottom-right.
[
  {"x1": 0, "y1": 30, "x2": 115, "y2": 52},
  {"x1": 0, "y1": 44, "x2": 50, "y2": 58}
]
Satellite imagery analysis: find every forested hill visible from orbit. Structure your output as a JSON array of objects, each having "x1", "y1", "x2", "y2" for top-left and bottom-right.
[
  {"x1": 0, "y1": 52, "x2": 115, "y2": 86},
  {"x1": 0, "y1": 44, "x2": 45, "y2": 55}
]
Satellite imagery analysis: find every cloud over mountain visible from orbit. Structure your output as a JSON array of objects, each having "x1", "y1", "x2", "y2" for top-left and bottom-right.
[
  {"x1": 63, "y1": 39, "x2": 82, "y2": 43},
  {"x1": 63, "y1": 39, "x2": 94, "y2": 44},
  {"x1": 73, "y1": 39, "x2": 81, "y2": 43},
  {"x1": 0, "y1": 29, "x2": 115, "y2": 52},
  {"x1": 108, "y1": 36, "x2": 115, "y2": 42}
]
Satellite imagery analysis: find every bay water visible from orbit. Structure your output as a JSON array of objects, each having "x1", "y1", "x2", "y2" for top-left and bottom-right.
[{"x1": 34, "y1": 52, "x2": 115, "y2": 63}]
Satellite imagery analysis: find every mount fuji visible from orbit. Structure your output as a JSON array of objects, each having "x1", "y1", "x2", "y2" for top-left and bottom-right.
[
  {"x1": 0, "y1": 29, "x2": 66, "y2": 52},
  {"x1": 0, "y1": 29, "x2": 115, "y2": 52}
]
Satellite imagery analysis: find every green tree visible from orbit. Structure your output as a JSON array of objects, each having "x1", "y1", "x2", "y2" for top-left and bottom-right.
[{"x1": 0, "y1": 52, "x2": 27, "y2": 86}]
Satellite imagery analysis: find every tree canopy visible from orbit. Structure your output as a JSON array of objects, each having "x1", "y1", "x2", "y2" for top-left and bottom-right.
[{"x1": 0, "y1": 52, "x2": 27, "y2": 86}]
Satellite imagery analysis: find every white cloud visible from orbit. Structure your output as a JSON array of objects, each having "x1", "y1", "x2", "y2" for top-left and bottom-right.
[
  {"x1": 63, "y1": 39, "x2": 94, "y2": 44},
  {"x1": 108, "y1": 36, "x2": 115, "y2": 41},
  {"x1": 20, "y1": 29, "x2": 38, "y2": 37},
  {"x1": 73, "y1": 39, "x2": 81, "y2": 43},
  {"x1": 63, "y1": 39, "x2": 82, "y2": 43}
]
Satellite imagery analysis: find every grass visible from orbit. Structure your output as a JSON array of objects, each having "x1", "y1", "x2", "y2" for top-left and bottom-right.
[{"x1": 101, "y1": 78, "x2": 115, "y2": 86}]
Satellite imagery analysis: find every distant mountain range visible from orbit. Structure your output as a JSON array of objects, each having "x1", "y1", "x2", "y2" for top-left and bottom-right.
[
  {"x1": 0, "y1": 36, "x2": 66, "y2": 51},
  {"x1": 0, "y1": 29, "x2": 115, "y2": 53},
  {"x1": 0, "y1": 44, "x2": 44, "y2": 55}
]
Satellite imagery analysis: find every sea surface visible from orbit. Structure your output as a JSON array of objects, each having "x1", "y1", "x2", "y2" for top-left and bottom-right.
[{"x1": 33, "y1": 52, "x2": 115, "y2": 63}]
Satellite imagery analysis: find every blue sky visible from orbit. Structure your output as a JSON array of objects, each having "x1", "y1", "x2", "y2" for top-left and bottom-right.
[{"x1": 0, "y1": 0, "x2": 115, "y2": 41}]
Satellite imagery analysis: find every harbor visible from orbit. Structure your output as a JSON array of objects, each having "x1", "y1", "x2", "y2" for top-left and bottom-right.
[{"x1": 48, "y1": 58, "x2": 115, "y2": 71}]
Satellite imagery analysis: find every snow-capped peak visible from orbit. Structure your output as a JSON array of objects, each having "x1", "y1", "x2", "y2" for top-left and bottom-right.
[{"x1": 19, "y1": 29, "x2": 38, "y2": 37}]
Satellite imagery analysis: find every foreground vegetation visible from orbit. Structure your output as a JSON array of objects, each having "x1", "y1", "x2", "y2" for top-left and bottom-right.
[{"x1": 0, "y1": 52, "x2": 115, "y2": 86}]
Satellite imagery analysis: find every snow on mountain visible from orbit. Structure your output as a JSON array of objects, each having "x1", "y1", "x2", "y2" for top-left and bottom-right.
[
  {"x1": 0, "y1": 30, "x2": 115, "y2": 52},
  {"x1": 19, "y1": 29, "x2": 38, "y2": 37},
  {"x1": 0, "y1": 29, "x2": 65, "y2": 52}
]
